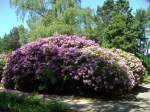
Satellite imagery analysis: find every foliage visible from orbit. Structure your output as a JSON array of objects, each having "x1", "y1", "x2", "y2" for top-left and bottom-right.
[
  {"x1": 137, "y1": 54, "x2": 150, "y2": 74},
  {"x1": 10, "y1": 0, "x2": 94, "y2": 41},
  {"x1": 18, "y1": 25, "x2": 28, "y2": 45},
  {"x1": 95, "y1": 0, "x2": 150, "y2": 54},
  {"x1": 1, "y1": 35, "x2": 145, "y2": 96},
  {"x1": 0, "y1": 92, "x2": 65, "y2": 112},
  {"x1": 136, "y1": 51, "x2": 150, "y2": 84},
  {"x1": 10, "y1": 0, "x2": 81, "y2": 18},
  {"x1": 135, "y1": 9, "x2": 149, "y2": 54},
  {"x1": 0, "y1": 60, "x2": 5, "y2": 80},
  {"x1": 0, "y1": 53, "x2": 11, "y2": 80},
  {"x1": 142, "y1": 56, "x2": 150, "y2": 73},
  {"x1": 143, "y1": 73, "x2": 150, "y2": 84},
  {"x1": 0, "y1": 27, "x2": 23, "y2": 52}
]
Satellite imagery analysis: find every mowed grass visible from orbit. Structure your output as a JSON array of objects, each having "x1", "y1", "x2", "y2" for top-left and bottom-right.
[{"x1": 0, "y1": 92, "x2": 66, "y2": 112}]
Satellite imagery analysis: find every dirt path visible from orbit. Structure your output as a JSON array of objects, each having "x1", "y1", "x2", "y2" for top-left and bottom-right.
[{"x1": 0, "y1": 84, "x2": 150, "y2": 112}]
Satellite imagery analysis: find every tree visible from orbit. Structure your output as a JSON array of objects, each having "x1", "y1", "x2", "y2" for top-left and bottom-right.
[
  {"x1": 146, "y1": 8, "x2": 150, "y2": 34},
  {"x1": 10, "y1": 0, "x2": 81, "y2": 19},
  {"x1": 10, "y1": 0, "x2": 94, "y2": 41},
  {"x1": 18, "y1": 25, "x2": 28, "y2": 45},
  {"x1": 95, "y1": 0, "x2": 115, "y2": 46},
  {"x1": 96, "y1": 0, "x2": 114, "y2": 25},
  {"x1": 114, "y1": 0, "x2": 130, "y2": 15},
  {"x1": 95, "y1": 0, "x2": 145, "y2": 53},
  {"x1": 0, "y1": 38, "x2": 3, "y2": 52},
  {"x1": 10, "y1": 0, "x2": 49, "y2": 19},
  {"x1": 103, "y1": 12, "x2": 139, "y2": 53},
  {"x1": 0, "y1": 27, "x2": 21, "y2": 52},
  {"x1": 135, "y1": 9, "x2": 149, "y2": 54}
]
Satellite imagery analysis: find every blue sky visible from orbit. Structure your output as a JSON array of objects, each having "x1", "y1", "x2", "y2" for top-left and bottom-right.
[{"x1": 0, "y1": 0, "x2": 149, "y2": 37}]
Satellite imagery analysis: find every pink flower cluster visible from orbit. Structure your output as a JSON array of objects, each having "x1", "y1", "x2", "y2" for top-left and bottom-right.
[{"x1": 1, "y1": 35, "x2": 145, "y2": 96}]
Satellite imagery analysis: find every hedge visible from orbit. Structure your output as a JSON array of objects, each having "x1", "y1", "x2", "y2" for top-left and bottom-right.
[{"x1": 1, "y1": 35, "x2": 145, "y2": 96}]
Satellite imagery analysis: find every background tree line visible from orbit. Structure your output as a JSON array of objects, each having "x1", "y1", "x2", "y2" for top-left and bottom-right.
[{"x1": 0, "y1": 0, "x2": 150, "y2": 72}]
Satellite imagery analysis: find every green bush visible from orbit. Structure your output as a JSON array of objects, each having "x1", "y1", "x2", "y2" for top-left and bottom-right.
[
  {"x1": 137, "y1": 53, "x2": 150, "y2": 70},
  {"x1": 0, "y1": 53, "x2": 10, "y2": 80},
  {"x1": 142, "y1": 56, "x2": 150, "y2": 73},
  {"x1": 139, "y1": 56, "x2": 150, "y2": 84},
  {"x1": 0, "y1": 60, "x2": 5, "y2": 80}
]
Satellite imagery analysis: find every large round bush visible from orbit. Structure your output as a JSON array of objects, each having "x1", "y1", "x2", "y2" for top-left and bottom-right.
[{"x1": 1, "y1": 35, "x2": 145, "y2": 96}]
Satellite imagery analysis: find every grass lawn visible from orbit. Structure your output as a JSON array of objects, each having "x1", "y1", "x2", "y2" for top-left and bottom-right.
[{"x1": 0, "y1": 92, "x2": 67, "y2": 112}]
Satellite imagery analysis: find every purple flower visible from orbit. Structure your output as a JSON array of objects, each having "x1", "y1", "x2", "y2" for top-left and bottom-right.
[{"x1": 1, "y1": 35, "x2": 145, "y2": 96}]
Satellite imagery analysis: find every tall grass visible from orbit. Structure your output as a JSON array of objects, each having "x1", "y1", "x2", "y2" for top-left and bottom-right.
[{"x1": 0, "y1": 92, "x2": 66, "y2": 112}]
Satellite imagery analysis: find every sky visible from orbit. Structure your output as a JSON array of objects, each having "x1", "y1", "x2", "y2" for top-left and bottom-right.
[{"x1": 0, "y1": 0, "x2": 149, "y2": 37}]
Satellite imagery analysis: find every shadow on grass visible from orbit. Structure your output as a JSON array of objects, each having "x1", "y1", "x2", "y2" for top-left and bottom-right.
[
  {"x1": 0, "y1": 85, "x2": 150, "y2": 112},
  {"x1": 0, "y1": 92, "x2": 66, "y2": 112}
]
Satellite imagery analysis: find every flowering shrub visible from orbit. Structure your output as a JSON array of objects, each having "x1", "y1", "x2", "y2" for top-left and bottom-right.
[
  {"x1": 1, "y1": 35, "x2": 145, "y2": 96},
  {"x1": 111, "y1": 48, "x2": 145, "y2": 84},
  {"x1": 81, "y1": 47, "x2": 145, "y2": 94}
]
